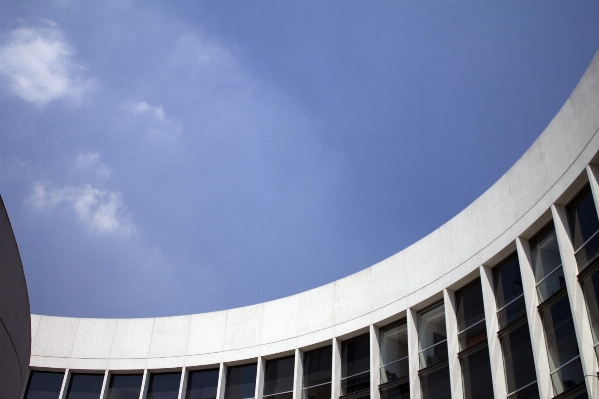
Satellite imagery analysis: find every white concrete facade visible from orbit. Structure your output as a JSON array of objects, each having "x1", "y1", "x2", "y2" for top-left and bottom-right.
[{"x1": 19, "y1": 50, "x2": 599, "y2": 399}]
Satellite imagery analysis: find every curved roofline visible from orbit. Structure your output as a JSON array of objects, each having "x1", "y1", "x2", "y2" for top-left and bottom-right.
[{"x1": 29, "y1": 49, "x2": 599, "y2": 371}]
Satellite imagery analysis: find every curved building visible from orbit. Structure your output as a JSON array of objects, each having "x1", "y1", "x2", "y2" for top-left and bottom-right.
[{"x1": 16, "y1": 50, "x2": 599, "y2": 399}]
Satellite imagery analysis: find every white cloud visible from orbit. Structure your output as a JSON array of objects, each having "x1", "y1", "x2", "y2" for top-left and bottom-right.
[
  {"x1": 0, "y1": 22, "x2": 94, "y2": 106},
  {"x1": 75, "y1": 152, "x2": 111, "y2": 178},
  {"x1": 124, "y1": 99, "x2": 183, "y2": 139},
  {"x1": 27, "y1": 182, "x2": 136, "y2": 237}
]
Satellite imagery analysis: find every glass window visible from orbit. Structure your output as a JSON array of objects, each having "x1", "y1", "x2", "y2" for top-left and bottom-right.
[
  {"x1": 379, "y1": 320, "x2": 408, "y2": 384},
  {"x1": 264, "y1": 355, "x2": 294, "y2": 399},
  {"x1": 417, "y1": 302, "x2": 448, "y2": 369},
  {"x1": 455, "y1": 280, "x2": 487, "y2": 350},
  {"x1": 581, "y1": 266, "x2": 599, "y2": 359},
  {"x1": 147, "y1": 373, "x2": 181, "y2": 399},
  {"x1": 187, "y1": 369, "x2": 219, "y2": 399},
  {"x1": 529, "y1": 223, "x2": 565, "y2": 302},
  {"x1": 379, "y1": 383, "x2": 409, "y2": 399},
  {"x1": 340, "y1": 333, "x2": 370, "y2": 395},
  {"x1": 500, "y1": 324, "x2": 538, "y2": 397},
  {"x1": 461, "y1": 348, "x2": 493, "y2": 399},
  {"x1": 302, "y1": 346, "x2": 331, "y2": 399},
  {"x1": 24, "y1": 371, "x2": 65, "y2": 399},
  {"x1": 225, "y1": 364, "x2": 257, "y2": 399},
  {"x1": 567, "y1": 185, "x2": 599, "y2": 270},
  {"x1": 506, "y1": 382, "x2": 539, "y2": 399},
  {"x1": 420, "y1": 366, "x2": 451, "y2": 399},
  {"x1": 66, "y1": 374, "x2": 104, "y2": 399},
  {"x1": 540, "y1": 295, "x2": 585, "y2": 395},
  {"x1": 493, "y1": 254, "x2": 526, "y2": 329},
  {"x1": 106, "y1": 374, "x2": 143, "y2": 399}
]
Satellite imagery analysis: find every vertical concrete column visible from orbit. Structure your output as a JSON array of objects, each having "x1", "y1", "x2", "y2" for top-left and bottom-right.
[
  {"x1": 443, "y1": 289, "x2": 464, "y2": 399},
  {"x1": 178, "y1": 367, "x2": 189, "y2": 399},
  {"x1": 516, "y1": 237, "x2": 552, "y2": 399},
  {"x1": 369, "y1": 324, "x2": 381, "y2": 399},
  {"x1": 100, "y1": 370, "x2": 110, "y2": 399},
  {"x1": 406, "y1": 308, "x2": 421, "y2": 399},
  {"x1": 58, "y1": 369, "x2": 71, "y2": 399},
  {"x1": 479, "y1": 265, "x2": 506, "y2": 399},
  {"x1": 292, "y1": 349, "x2": 304, "y2": 399},
  {"x1": 587, "y1": 165, "x2": 599, "y2": 216},
  {"x1": 552, "y1": 203, "x2": 599, "y2": 396},
  {"x1": 331, "y1": 338, "x2": 341, "y2": 399},
  {"x1": 216, "y1": 363, "x2": 227, "y2": 399},
  {"x1": 255, "y1": 357, "x2": 265, "y2": 399},
  {"x1": 139, "y1": 369, "x2": 150, "y2": 399}
]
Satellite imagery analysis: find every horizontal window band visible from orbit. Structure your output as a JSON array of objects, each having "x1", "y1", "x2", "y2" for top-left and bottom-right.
[
  {"x1": 496, "y1": 293, "x2": 525, "y2": 313},
  {"x1": 535, "y1": 264, "x2": 563, "y2": 286},
  {"x1": 497, "y1": 314, "x2": 528, "y2": 339},
  {"x1": 378, "y1": 376, "x2": 409, "y2": 391},
  {"x1": 263, "y1": 391, "x2": 293, "y2": 398},
  {"x1": 339, "y1": 388, "x2": 370, "y2": 399},
  {"x1": 551, "y1": 381, "x2": 587, "y2": 399},
  {"x1": 418, "y1": 339, "x2": 447, "y2": 354},
  {"x1": 506, "y1": 380, "x2": 538, "y2": 398},
  {"x1": 537, "y1": 285, "x2": 568, "y2": 313},
  {"x1": 340, "y1": 370, "x2": 369, "y2": 380},
  {"x1": 457, "y1": 318, "x2": 486, "y2": 336},
  {"x1": 302, "y1": 381, "x2": 331, "y2": 389},
  {"x1": 380, "y1": 355, "x2": 409, "y2": 369},
  {"x1": 573, "y1": 228, "x2": 599, "y2": 255},
  {"x1": 457, "y1": 340, "x2": 488, "y2": 360},
  {"x1": 417, "y1": 359, "x2": 448, "y2": 377},
  {"x1": 578, "y1": 257, "x2": 599, "y2": 282}
]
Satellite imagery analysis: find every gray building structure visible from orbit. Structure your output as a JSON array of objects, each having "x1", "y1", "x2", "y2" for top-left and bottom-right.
[{"x1": 8, "y1": 50, "x2": 599, "y2": 399}]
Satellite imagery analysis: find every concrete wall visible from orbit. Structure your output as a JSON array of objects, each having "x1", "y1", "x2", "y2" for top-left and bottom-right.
[
  {"x1": 26, "y1": 50, "x2": 599, "y2": 398},
  {"x1": 0, "y1": 196, "x2": 31, "y2": 399}
]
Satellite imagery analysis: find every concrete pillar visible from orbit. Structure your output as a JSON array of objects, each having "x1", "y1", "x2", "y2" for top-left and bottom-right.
[
  {"x1": 293, "y1": 349, "x2": 304, "y2": 399},
  {"x1": 552, "y1": 203, "x2": 599, "y2": 397},
  {"x1": 139, "y1": 369, "x2": 150, "y2": 399},
  {"x1": 331, "y1": 338, "x2": 341, "y2": 399},
  {"x1": 516, "y1": 237, "x2": 552, "y2": 399},
  {"x1": 586, "y1": 165, "x2": 599, "y2": 218},
  {"x1": 58, "y1": 369, "x2": 71, "y2": 399},
  {"x1": 255, "y1": 357, "x2": 265, "y2": 399},
  {"x1": 406, "y1": 308, "x2": 421, "y2": 399},
  {"x1": 479, "y1": 265, "x2": 507, "y2": 399},
  {"x1": 216, "y1": 363, "x2": 227, "y2": 399},
  {"x1": 443, "y1": 289, "x2": 464, "y2": 399},
  {"x1": 100, "y1": 370, "x2": 110, "y2": 399},
  {"x1": 178, "y1": 367, "x2": 189, "y2": 399},
  {"x1": 369, "y1": 324, "x2": 381, "y2": 399}
]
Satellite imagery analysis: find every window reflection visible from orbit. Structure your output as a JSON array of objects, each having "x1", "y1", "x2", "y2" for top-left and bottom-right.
[
  {"x1": 302, "y1": 346, "x2": 331, "y2": 399},
  {"x1": 66, "y1": 374, "x2": 104, "y2": 399},
  {"x1": 379, "y1": 320, "x2": 409, "y2": 384},
  {"x1": 147, "y1": 373, "x2": 181, "y2": 399},
  {"x1": 187, "y1": 369, "x2": 219, "y2": 399},
  {"x1": 225, "y1": 364, "x2": 257, "y2": 399},
  {"x1": 107, "y1": 374, "x2": 143, "y2": 399},
  {"x1": 24, "y1": 371, "x2": 65, "y2": 399},
  {"x1": 417, "y1": 302, "x2": 447, "y2": 369},
  {"x1": 263, "y1": 355, "x2": 294, "y2": 399},
  {"x1": 567, "y1": 185, "x2": 599, "y2": 270}
]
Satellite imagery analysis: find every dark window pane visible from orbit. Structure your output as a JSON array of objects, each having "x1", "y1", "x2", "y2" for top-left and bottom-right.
[
  {"x1": 501, "y1": 324, "x2": 537, "y2": 394},
  {"x1": 529, "y1": 224, "x2": 562, "y2": 282},
  {"x1": 225, "y1": 364, "x2": 257, "y2": 399},
  {"x1": 107, "y1": 374, "x2": 143, "y2": 399},
  {"x1": 536, "y1": 267, "x2": 566, "y2": 303},
  {"x1": 461, "y1": 347, "x2": 494, "y2": 399},
  {"x1": 301, "y1": 382, "x2": 330, "y2": 399},
  {"x1": 418, "y1": 340, "x2": 448, "y2": 369},
  {"x1": 457, "y1": 320, "x2": 487, "y2": 351},
  {"x1": 379, "y1": 383, "x2": 409, "y2": 399},
  {"x1": 340, "y1": 371, "x2": 369, "y2": 395},
  {"x1": 66, "y1": 374, "x2": 104, "y2": 399},
  {"x1": 417, "y1": 302, "x2": 447, "y2": 369},
  {"x1": 147, "y1": 373, "x2": 181, "y2": 399},
  {"x1": 420, "y1": 366, "x2": 451, "y2": 399},
  {"x1": 379, "y1": 356, "x2": 409, "y2": 384},
  {"x1": 264, "y1": 356, "x2": 295, "y2": 396},
  {"x1": 497, "y1": 296, "x2": 527, "y2": 330},
  {"x1": 341, "y1": 333, "x2": 370, "y2": 378},
  {"x1": 506, "y1": 383, "x2": 539, "y2": 399},
  {"x1": 303, "y1": 346, "x2": 332, "y2": 388},
  {"x1": 493, "y1": 254, "x2": 523, "y2": 309},
  {"x1": 266, "y1": 393, "x2": 292, "y2": 399},
  {"x1": 567, "y1": 185, "x2": 599, "y2": 251},
  {"x1": 379, "y1": 320, "x2": 408, "y2": 367},
  {"x1": 549, "y1": 357, "x2": 585, "y2": 395},
  {"x1": 455, "y1": 280, "x2": 485, "y2": 332},
  {"x1": 187, "y1": 369, "x2": 219, "y2": 399},
  {"x1": 25, "y1": 371, "x2": 64, "y2": 399},
  {"x1": 581, "y1": 268, "x2": 599, "y2": 345},
  {"x1": 541, "y1": 296, "x2": 580, "y2": 371}
]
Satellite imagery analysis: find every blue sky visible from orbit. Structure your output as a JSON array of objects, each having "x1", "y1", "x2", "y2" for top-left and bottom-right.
[{"x1": 1, "y1": 1, "x2": 598, "y2": 318}]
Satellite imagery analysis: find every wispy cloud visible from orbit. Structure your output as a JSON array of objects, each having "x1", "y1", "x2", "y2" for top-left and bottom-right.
[
  {"x1": 0, "y1": 21, "x2": 95, "y2": 107},
  {"x1": 123, "y1": 99, "x2": 183, "y2": 139},
  {"x1": 75, "y1": 152, "x2": 111, "y2": 178},
  {"x1": 27, "y1": 182, "x2": 136, "y2": 237}
]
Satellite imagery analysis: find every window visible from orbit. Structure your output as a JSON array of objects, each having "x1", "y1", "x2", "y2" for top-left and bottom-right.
[
  {"x1": 66, "y1": 374, "x2": 104, "y2": 399},
  {"x1": 340, "y1": 333, "x2": 370, "y2": 397},
  {"x1": 529, "y1": 223, "x2": 565, "y2": 303},
  {"x1": 106, "y1": 374, "x2": 143, "y2": 399},
  {"x1": 379, "y1": 320, "x2": 409, "y2": 384},
  {"x1": 24, "y1": 371, "x2": 64, "y2": 399},
  {"x1": 417, "y1": 301, "x2": 447, "y2": 369},
  {"x1": 302, "y1": 346, "x2": 332, "y2": 399},
  {"x1": 187, "y1": 369, "x2": 219, "y2": 399},
  {"x1": 566, "y1": 184, "x2": 599, "y2": 271},
  {"x1": 419, "y1": 367, "x2": 450, "y2": 399},
  {"x1": 225, "y1": 364, "x2": 257, "y2": 399},
  {"x1": 147, "y1": 373, "x2": 181, "y2": 399},
  {"x1": 455, "y1": 280, "x2": 493, "y2": 399},
  {"x1": 493, "y1": 254, "x2": 526, "y2": 329},
  {"x1": 263, "y1": 355, "x2": 295, "y2": 399}
]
